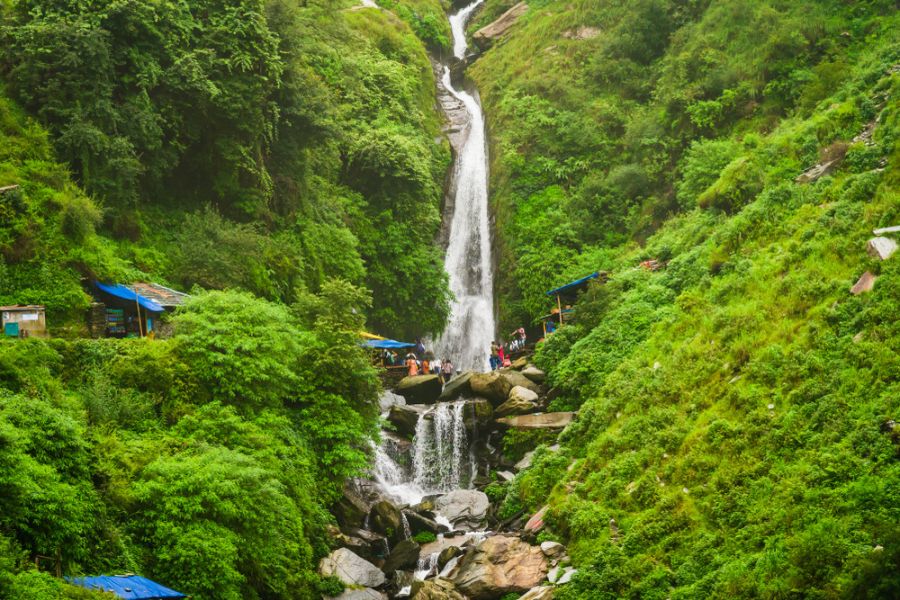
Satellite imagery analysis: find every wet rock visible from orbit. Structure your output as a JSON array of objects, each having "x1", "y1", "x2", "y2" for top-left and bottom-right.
[
  {"x1": 473, "y1": 2, "x2": 528, "y2": 47},
  {"x1": 461, "y1": 398, "x2": 494, "y2": 432},
  {"x1": 497, "y1": 412, "x2": 575, "y2": 430},
  {"x1": 452, "y1": 535, "x2": 549, "y2": 598},
  {"x1": 510, "y1": 356, "x2": 529, "y2": 370},
  {"x1": 439, "y1": 371, "x2": 475, "y2": 401},
  {"x1": 413, "y1": 578, "x2": 466, "y2": 600},
  {"x1": 383, "y1": 539, "x2": 421, "y2": 572},
  {"x1": 326, "y1": 589, "x2": 386, "y2": 600},
  {"x1": 388, "y1": 404, "x2": 428, "y2": 438},
  {"x1": 470, "y1": 372, "x2": 512, "y2": 405},
  {"x1": 370, "y1": 500, "x2": 404, "y2": 544},
  {"x1": 520, "y1": 587, "x2": 555, "y2": 600},
  {"x1": 388, "y1": 570, "x2": 415, "y2": 598},
  {"x1": 404, "y1": 510, "x2": 447, "y2": 535},
  {"x1": 540, "y1": 541, "x2": 566, "y2": 559},
  {"x1": 319, "y1": 548, "x2": 386, "y2": 588},
  {"x1": 396, "y1": 375, "x2": 443, "y2": 405},
  {"x1": 438, "y1": 546, "x2": 463, "y2": 569},
  {"x1": 499, "y1": 369, "x2": 542, "y2": 394},
  {"x1": 868, "y1": 237, "x2": 898, "y2": 260},
  {"x1": 497, "y1": 387, "x2": 539, "y2": 418},
  {"x1": 522, "y1": 366, "x2": 546, "y2": 383},
  {"x1": 333, "y1": 526, "x2": 389, "y2": 563},
  {"x1": 334, "y1": 482, "x2": 371, "y2": 529},
  {"x1": 434, "y1": 490, "x2": 490, "y2": 529},
  {"x1": 524, "y1": 506, "x2": 548, "y2": 533},
  {"x1": 851, "y1": 271, "x2": 877, "y2": 295}
]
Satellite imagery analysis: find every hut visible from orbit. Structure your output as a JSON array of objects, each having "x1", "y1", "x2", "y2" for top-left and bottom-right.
[
  {"x1": 92, "y1": 282, "x2": 188, "y2": 338},
  {"x1": 1, "y1": 305, "x2": 47, "y2": 338},
  {"x1": 540, "y1": 271, "x2": 608, "y2": 336},
  {"x1": 66, "y1": 574, "x2": 186, "y2": 599}
]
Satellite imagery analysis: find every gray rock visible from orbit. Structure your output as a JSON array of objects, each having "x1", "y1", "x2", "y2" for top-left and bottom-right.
[
  {"x1": 396, "y1": 375, "x2": 443, "y2": 405},
  {"x1": 438, "y1": 545, "x2": 462, "y2": 569},
  {"x1": 434, "y1": 490, "x2": 490, "y2": 529},
  {"x1": 499, "y1": 369, "x2": 542, "y2": 394},
  {"x1": 404, "y1": 510, "x2": 448, "y2": 535},
  {"x1": 470, "y1": 372, "x2": 512, "y2": 404},
  {"x1": 515, "y1": 451, "x2": 535, "y2": 472},
  {"x1": 461, "y1": 398, "x2": 494, "y2": 432},
  {"x1": 412, "y1": 577, "x2": 466, "y2": 600},
  {"x1": 334, "y1": 482, "x2": 371, "y2": 529},
  {"x1": 327, "y1": 589, "x2": 387, "y2": 600},
  {"x1": 851, "y1": 271, "x2": 877, "y2": 295},
  {"x1": 868, "y1": 237, "x2": 898, "y2": 260},
  {"x1": 497, "y1": 412, "x2": 575, "y2": 430},
  {"x1": 319, "y1": 548, "x2": 386, "y2": 588},
  {"x1": 369, "y1": 499, "x2": 404, "y2": 544},
  {"x1": 557, "y1": 567, "x2": 578, "y2": 585},
  {"x1": 383, "y1": 539, "x2": 421, "y2": 572},
  {"x1": 473, "y1": 2, "x2": 528, "y2": 46},
  {"x1": 540, "y1": 541, "x2": 566, "y2": 559},
  {"x1": 521, "y1": 366, "x2": 546, "y2": 383},
  {"x1": 333, "y1": 527, "x2": 388, "y2": 563},
  {"x1": 452, "y1": 535, "x2": 548, "y2": 599},
  {"x1": 439, "y1": 371, "x2": 475, "y2": 401},
  {"x1": 496, "y1": 470, "x2": 515, "y2": 482},
  {"x1": 520, "y1": 587, "x2": 554, "y2": 600}
]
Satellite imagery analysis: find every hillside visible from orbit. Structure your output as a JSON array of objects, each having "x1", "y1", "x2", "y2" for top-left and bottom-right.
[{"x1": 468, "y1": 0, "x2": 900, "y2": 597}]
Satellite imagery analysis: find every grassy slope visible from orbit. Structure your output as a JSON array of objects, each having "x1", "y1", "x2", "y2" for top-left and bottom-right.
[{"x1": 470, "y1": 1, "x2": 900, "y2": 597}]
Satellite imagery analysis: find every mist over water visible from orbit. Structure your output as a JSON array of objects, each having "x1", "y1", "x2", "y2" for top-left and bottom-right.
[{"x1": 433, "y1": 1, "x2": 496, "y2": 372}]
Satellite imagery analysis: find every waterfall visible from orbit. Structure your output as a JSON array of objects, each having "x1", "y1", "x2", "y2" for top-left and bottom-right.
[
  {"x1": 412, "y1": 402, "x2": 475, "y2": 492},
  {"x1": 432, "y1": 0, "x2": 496, "y2": 372}
]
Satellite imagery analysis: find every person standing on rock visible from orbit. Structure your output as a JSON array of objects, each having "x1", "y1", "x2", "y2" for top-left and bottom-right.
[
  {"x1": 441, "y1": 358, "x2": 454, "y2": 383},
  {"x1": 406, "y1": 353, "x2": 419, "y2": 377},
  {"x1": 432, "y1": 356, "x2": 442, "y2": 376},
  {"x1": 490, "y1": 341, "x2": 500, "y2": 370}
]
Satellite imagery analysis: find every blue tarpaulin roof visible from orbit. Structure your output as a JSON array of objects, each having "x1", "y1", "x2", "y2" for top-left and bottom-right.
[
  {"x1": 66, "y1": 575, "x2": 186, "y2": 599},
  {"x1": 95, "y1": 282, "x2": 165, "y2": 313},
  {"x1": 363, "y1": 339, "x2": 416, "y2": 350},
  {"x1": 546, "y1": 272, "x2": 602, "y2": 297}
]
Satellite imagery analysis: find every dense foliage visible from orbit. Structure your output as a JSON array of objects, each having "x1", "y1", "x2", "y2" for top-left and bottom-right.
[
  {"x1": 0, "y1": 0, "x2": 452, "y2": 339},
  {"x1": 0, "y1": 286, "x2": 379, "y2": 599},
  {"x1": 473, "y1": 0, "x2": 900, "y2": 597}
]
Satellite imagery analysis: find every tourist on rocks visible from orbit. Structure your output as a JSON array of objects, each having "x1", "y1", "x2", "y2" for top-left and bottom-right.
[
  {"x1": 490, "y1": 341, "x2": 500, "y2": 370},
  {"x1": 421, "y1": 356, "x2": 430, "y2": 375},
  {"x1": 498, "y1": 343, "x2": 507, "y2": 367},
  {"x1": 441, "y1": 358, "x2": 454, "y2": 383},
  {"x1": 432, "y1": 356, "x2": 442, "y2": 376},
  {"x1": 406, "y1": 353, "x2": 419, "y2": 377},
  {"x1": 415, "y1": 338, "x2": 426, "y2": 358}
]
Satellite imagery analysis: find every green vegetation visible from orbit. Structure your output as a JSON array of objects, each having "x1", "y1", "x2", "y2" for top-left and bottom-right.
[
  {"x1": 0, "y1": 286, "x2": 377, "y2": 599},
  {"x1": 412, "y1": 530, "x2": 438, "y2": 544},
  {"x1": 472, "y1": 0, "x2": 900, "y2": 597}
]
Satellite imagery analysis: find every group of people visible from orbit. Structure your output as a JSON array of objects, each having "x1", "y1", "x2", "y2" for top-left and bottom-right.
[
  {"x1": 489, "y1": 327, "x2": 528, "y2": 370},
  {"x1": 405, "y1": 351, "x2": 454, "y2": 383}
]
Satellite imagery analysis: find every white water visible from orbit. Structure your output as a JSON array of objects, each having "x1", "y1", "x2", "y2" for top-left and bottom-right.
[{"x1": 432, "y1": 0, "x2": 496, "y2": 372}]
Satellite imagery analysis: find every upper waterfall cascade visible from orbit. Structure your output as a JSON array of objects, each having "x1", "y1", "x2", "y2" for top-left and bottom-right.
[{"x1": 433, "y1": 0, "x2": 496, "y2": 372}]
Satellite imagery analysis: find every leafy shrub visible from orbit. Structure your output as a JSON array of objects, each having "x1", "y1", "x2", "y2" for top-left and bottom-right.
[{"x1": 413, "y1": 531, "x2": 437, "y2": 544}]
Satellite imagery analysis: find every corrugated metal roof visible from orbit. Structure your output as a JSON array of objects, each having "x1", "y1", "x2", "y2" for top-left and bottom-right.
[
  {"x1": 126, "y1": 283, "x2": 190, "y2": 308},
  {"x1": 95, "y1": 283, "x2": 165, "y2": 313},
  {"x1": 66, "y1": 575, "x2": 186, "y2": 599}
]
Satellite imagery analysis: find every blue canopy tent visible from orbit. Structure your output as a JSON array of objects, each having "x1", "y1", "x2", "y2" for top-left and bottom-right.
[
  {"x1": 543, "y1": 271, "x2": 607, "y2": 333},
  {"x1": 66, "y1": 575, "x2": 186, "y2": 599},
  {"x1": 95, "y1": 282, "x2": 165, "y2": 313},
  {"x1": 94, "y1": 282, "x2": 164, "y2": 338},
  {"x1": 545, "y1": 272, "x2": 603, "y2": 298},
  {"x1": 363, "y1": 339, "x2": 416, "y2": 350}
]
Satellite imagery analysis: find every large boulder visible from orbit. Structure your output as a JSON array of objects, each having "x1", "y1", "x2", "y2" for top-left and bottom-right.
[
  {"x1": 388, "y1": 404, "x2": 427, "y2": 437},
  {"x1": 473, "y1": 2, "x2": 528, "y2": 47},
  {"x1": 521, "y1": 366, "x2": 546, "y2": 383},
  {"x1": 434, "y1": 490, "x2": 491, "y2": 530},
  {"x1": 461, "y1": 398, "x2": 494, "y2": 432},
  {"x1": 404, "y1": 510, "x2": 448, "y2": 535},
  {"x1": 319, "y1": 548, "x2": 386, "y2": 588},
  {"x1": 499, "y1": 369, "x2": 542, "y2": 394},
  {"x1": 413, "y1": 578, "x2": 466, "y2": 600},
  {"x1": 382, "y1": 538, "x2": 421, "y2": 572},
  {"x1": 521, "y1": 588, "x2": 555, "y2": 600},
  {"x1": 327, "y1": 590, "x2": 386, "y2": 600},
  {"x1": 396, "y1": 375, "x2": 443, "y2": 405},
  {"x1": 334, "y1": 483, "x2": 371, "y2": 529},
  {"x1": 369, "y1": 500, "x2": 404, "y2": 544},
  {"x1": 331, "y1": 526, "x2": 388, "y2": 563},
  {"x1": 497, "y1": 412, "x2": 575, "y2": 430},
  {"x1": 496, "y1": 387, "x2": 539, "y2": 417},
  {"x1": 470, "y1": 372, "x2": 512, "y2": 405},
  {"x1": 439, "y1": 371, "x2": 475, "y2": 401},
  {"x1": 452, "y1": 535, "x2": 549, "y2": 599}
]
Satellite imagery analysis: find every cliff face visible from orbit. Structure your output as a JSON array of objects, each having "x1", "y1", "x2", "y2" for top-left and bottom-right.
[{"x1": 465, "y1": 1, "x2": 900, "y2": 596}]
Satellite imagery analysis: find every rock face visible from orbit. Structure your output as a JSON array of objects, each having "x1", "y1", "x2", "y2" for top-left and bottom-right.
[
  {"x1": 382, "y1": 539, "x2": 421, "y2": 572},
  {"x1": 461, "y1": 398, "x2": 494, "y2": 432},
  {"x1": 369, "y1": 500, "x2": 403, "y2": 543},
  {"x1": 522, "y1": 366, "x2": 546, "y2": 383},
  {"x1": 327, "y1": 590, "x2": 386, "y2": 600},
  {"x1": 388, "y1": 404, "x2": 427, "y2": 437},
  {"x1": 473, "y1": 2, "x2": 528, "y2": 46},
  {"x1": 452, "y1": 535, "x2": 549, "y2": 599},
  {"x1": 396, "y1": 375, "x2": 443, "y2": 405},
  {"x1": 434, "y1": 490, "x2": 490, "y2": 529},
  {"x1": 439, "y1": 371, "x2": 475, "y2": 401},
  {"x1": 497, "y1": 412, "x2": 575, "y2": 430},
  {"x1": 334, "y1": 483, "x2": 371, "y2": 529},
  {"x1": 333, "y1": 527, "x2": 388, "y2": 563},
  {"x1": 497, "y1": 386, "x2": 539, "y2": 418},
  {"x1": 413, "y1": 578, "x2": 466, "y2": 600},
  {"x1": 319, "y1": 548, "x2": 386, "y2": 588},
  {"x1": 470, "y1": 372, "x2": 512, "y2": 404}
]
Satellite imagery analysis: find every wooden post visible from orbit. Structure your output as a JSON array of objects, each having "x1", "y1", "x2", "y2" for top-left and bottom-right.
[
  {"x1": 134, "y1": 293, "x2": 143, "y2": 337},
  {"x1": 557, "y1": 294, "x2": 563, "y2": 325}
]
